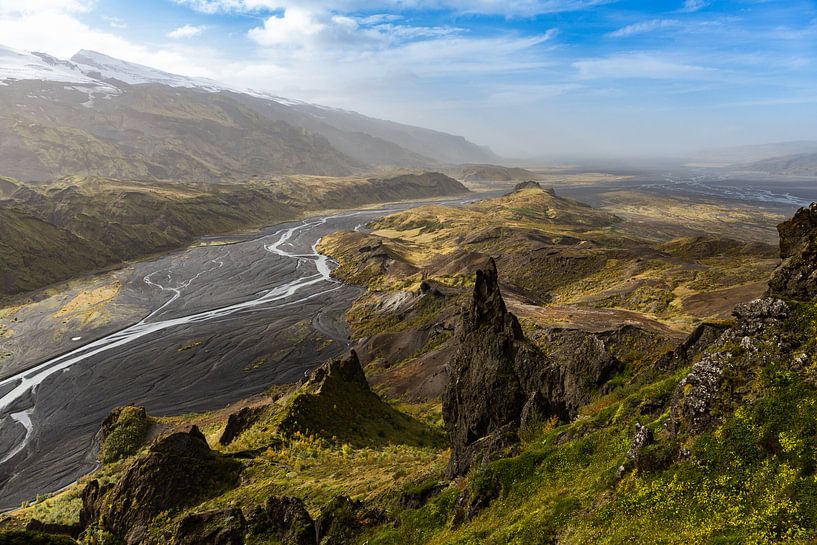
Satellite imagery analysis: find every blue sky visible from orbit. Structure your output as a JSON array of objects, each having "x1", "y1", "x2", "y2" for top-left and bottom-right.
[{"x1": 1, "y1": 0, "x2": 816, "y2": 158}]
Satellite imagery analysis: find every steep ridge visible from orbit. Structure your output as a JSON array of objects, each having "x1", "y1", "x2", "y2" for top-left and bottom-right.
[{"x1": 0, "y1": 45, "x2": 495, "y2": 180}]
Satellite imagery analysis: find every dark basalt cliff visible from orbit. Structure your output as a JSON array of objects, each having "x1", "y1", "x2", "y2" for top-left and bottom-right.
[
  {"x1": 442, "y1": 258, "x2": 545, "y2": 478},
  {"x1": 768, "y1": 202, "x2": 817, "y2": 300},
  {"x1": 442, "y1": 258, "x2": 619, "y2": 478}
]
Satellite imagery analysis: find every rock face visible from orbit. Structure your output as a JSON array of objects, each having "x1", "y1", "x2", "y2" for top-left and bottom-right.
[
  {"x1": 536, "y1": 328, "x2": 620, "y2": 418},
  {"x1": 654, "y1": 323, "x2": 728, "y2": 373},
  {"x1": 247, "y1": 496, "x2": 316, "y2": 545},
  {"x1": 315, "y1": 495, "x2": 384, "y2": 545},
  {"x1": 768, "y1": 202, "x2": 817, "y2": 300},
  {"x1": 174, "y1": 509, "x2": 246, "y2": 545},
  {"x1": 442, "y1": 258, "x2": 546, "y2": 478},
  {"x1": 79, "y1": 479, "x2": 103, "y2": 529},
  {"x1": 617, "y1": 422, "x2": 654, "y2": 478},
  {"x1": 219, "y1": 405, "x2": 267, "y2": 446},
  {"x1": 668, "y1": 298, "x2": 792, "y2": 436},
  {"x1": 90, "y1": 426, "x2": 240, "y2": 544},
  {"x1": 442, "y1": 258, "x2": 626, "y2": 477}
]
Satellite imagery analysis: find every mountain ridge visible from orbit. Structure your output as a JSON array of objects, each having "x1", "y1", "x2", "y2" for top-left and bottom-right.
[{"x1": 0, "y1": 45, "x2": 496, "y2": 178}]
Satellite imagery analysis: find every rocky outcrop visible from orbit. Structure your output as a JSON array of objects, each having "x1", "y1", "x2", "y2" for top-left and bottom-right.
[
  {"x1": 219, "y1": 406, "x2": 267, "y2": 446},
  {"x1": 174, "y1": 509, "x2": 246, "y2": 545},
  {"x1": 442, "y1": 258, "x2": 546, "y2": 477},
  {"x1": 768, "y1": 202, "x2": 817, "y2": 301},
  {"x1": 98, "y1": 405, "x2": 150, "y2": 463},
  {"x1": 617, "y1": 422, "x2": 654, "y2": 478},
  {"x1": 277, "y1": 350, "x2": 435, "y2": 447},
  {"x1": 247, "y1": 496, "x2": 316, "y2": 545},
  {"x1": 79, "y1": 480, "x2": 103, "y2": 529},
  {"x1": 315, "y1": 496, "x2": 384, "y2": 545},
  {"x1": 513, "y1": 180, "x2": 552, "y2": 194},
  {"x1": 667, "y1": 204, "x2": 817, "y2": 438},
  {"x1": 277, "y1": 350, "x2": 371, "y2": 442},
  {"x1": 668, "y1": 298, "x2": 792, "y2": 436},
  {"x1": 654, "y1": 322, "x2": 729, "y2": 373},
  {"x1": 89, "y1": 426, "x2": 240, "y2": 544},
  {"x1": 442, "y1": 259, "x2": 626, "y2": 478}
]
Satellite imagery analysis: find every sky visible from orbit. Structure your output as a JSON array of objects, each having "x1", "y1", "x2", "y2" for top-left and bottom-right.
[{"x1": 0, "y1": 0, "x2": 816, "y2": 159}]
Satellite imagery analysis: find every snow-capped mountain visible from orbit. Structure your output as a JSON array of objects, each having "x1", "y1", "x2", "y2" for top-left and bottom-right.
[
  {"x1": 0, "y1": 45, "x2": 496, "y2": 181},
  {"x1": 70, "y1": 50, "x2": 226, "y2": 91},
  {"x1": 0, "y1": 45, "x2": 108, "y2": 88}
]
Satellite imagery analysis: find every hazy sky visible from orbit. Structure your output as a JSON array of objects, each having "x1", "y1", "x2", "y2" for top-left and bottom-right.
[{"x1": 1, "y1": 0, "x2": 816, "y2": 158}]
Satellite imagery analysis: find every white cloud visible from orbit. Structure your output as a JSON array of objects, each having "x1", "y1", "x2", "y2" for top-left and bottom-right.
[
  {"x1": 0, "y1": 6, "x2": 217, "y2": 79},
  {"x1": 173, "y1": 0, "x2": 617, "y2": 17},
  {"x1": 358, "y1": 14, "x2": 403, "y2": 25},
  {"x1": 171, "y1": 0, "x2": 281, "y2": 14},
  {"x1": 248, "y1": 6, "x2": 464, "y2": 49},
  {"x1": 573, "y1": 53, "x2": 716, "y2": 79},
  {"x1": 0, "y1": 0, "x2": 92, "y2": 16},
  {"x1": 606, "y1": 19, "x2": 680, "y2": 38},
  {"x1": 103, "y1": 16, "x2": 128, "y2": 29},
  {"x1": 248, "y1": 8, "x2": 329, "y2": 46},
  {"x1": 0, "y1": 0, "x2": 95, "y2": 16},
  {"x1": 680, "y1": 0, "x2": 708, "y2": 13},
  {"x1": 168, "y1": 24, "x2": 208, "y2": 39}
]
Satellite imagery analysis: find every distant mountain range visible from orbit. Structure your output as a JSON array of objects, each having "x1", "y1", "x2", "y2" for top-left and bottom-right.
[
  {"x1": 0, "y1": 46, "x2": 496, "y2": 182},
  {"x1": 690, "y1": 141, "x2": 817, "y2": 165},
  {"x1": 743, "y1": 152, "x2": 817, "y2": 176}
]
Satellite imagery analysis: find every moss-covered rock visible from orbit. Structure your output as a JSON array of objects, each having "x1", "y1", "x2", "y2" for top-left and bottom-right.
[
  {"x1": 315, "y1": 496, "x2": 383, "y2": 545},
  {"x1": 90, "y1": 426, "x2": 241, "y2": 544},
  {"x1": 99, "y1": 406, "x2": 150, "y2": 464},
  {"x1": 247, "y1": 496, "x2": 315, "y2": 545},
  {"x1": 768, "y1": 202, "x2": 817, "y2": 300},
  {"x1": 0, "y1": 531, "x2": 76, "y2": 545},
  {"x1": 173, "y1": 508, "x2": 245, "y2": 545},
  {"x1": 278, "y1": 351, "x2": 441, "y2": 448}
]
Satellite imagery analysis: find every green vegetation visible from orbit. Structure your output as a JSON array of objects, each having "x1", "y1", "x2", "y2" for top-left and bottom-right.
[
  {"x1": 9, "y1": 304, "x2": 816, "y2": 545},
  {"x1": 100, "y1": 406, "x2": 150, "y2": 464},
  {"x1": 279, "y1": 372, "x2": 444, "y2": 449},
  {"x1": 0, "y1": 532, "x2": 76, "y2": 545}
]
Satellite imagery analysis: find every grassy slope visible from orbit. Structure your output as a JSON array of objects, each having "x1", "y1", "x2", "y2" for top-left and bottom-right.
[
  {"x1": 364, "y1": 302, "x2": 817, "y2": 545},
  {"x1": 0, "y1": 206, "x2": 110, "y2": 295},
  {"x1": 15, "y1": 305, "x2": 815, "y2": 544}
]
